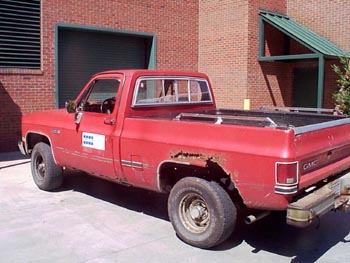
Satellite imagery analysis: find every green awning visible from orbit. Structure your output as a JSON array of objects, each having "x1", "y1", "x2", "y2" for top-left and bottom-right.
[
  {"x1": 258, "y1": 10, "x2": 347, "y2": 109},
  {"x1": 259, "y1": 10, "x2": 347, "y2": 58}
]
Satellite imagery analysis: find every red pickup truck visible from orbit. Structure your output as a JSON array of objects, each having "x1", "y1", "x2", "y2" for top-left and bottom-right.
[{"x1": 18, "y1": 70, "x2": 350, "y2": 248}]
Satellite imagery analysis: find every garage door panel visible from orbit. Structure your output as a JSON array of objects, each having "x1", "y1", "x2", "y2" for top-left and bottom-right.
[{"x1": 58, "y1": 28, "x2": 150, "y2": 107}]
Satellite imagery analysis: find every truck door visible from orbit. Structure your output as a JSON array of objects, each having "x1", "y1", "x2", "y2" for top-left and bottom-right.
[{"x1": 62, "y1": 74, "x2": 123, "y2": 178}]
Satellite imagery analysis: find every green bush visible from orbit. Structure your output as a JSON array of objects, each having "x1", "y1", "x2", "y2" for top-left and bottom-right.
[{"x1": 332, "y1": 56, "x2": 350, "y2": 116}]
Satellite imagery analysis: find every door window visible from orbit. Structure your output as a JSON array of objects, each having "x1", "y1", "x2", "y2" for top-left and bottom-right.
[{"x1": 78, "y1": 78, "x2": 120, "y2": 114}]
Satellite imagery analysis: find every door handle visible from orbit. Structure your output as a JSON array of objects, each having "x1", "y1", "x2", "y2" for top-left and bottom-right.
[{"x1": 104, "y1": 118, "x2": 116, "y2": 125}]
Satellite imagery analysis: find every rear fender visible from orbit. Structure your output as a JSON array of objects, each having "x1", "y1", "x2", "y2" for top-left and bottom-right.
[{"x1": 157, "y1": 159, "x2": 234, "y2": 194}]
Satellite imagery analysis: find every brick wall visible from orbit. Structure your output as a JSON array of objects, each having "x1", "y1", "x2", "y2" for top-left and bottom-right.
[
  {"x1": 287, "y1": 0, "x2": 350, "y2": 52},
  {"x1": 199, "y1": 0, "x2": 288, "y2": 109},
  {"x1": 0, "y1": 73, "x2": 54, "y2": 151},
  {"x1": 287, "y1": 0, "x2": 350, "y2": 110},
  {"x1": 246, "y1": 0, "x2": 288, "y2": 109},
  {"x1": 199, "y1": 0, "x2": 249, "y2": 109},
  {"x1": 249, "y1": 0, "x2": 344, "y2": 110},
  {"x1": 1, "y1": 0, "x2": 349, "y2": 152},
  {"x1": 199, "y1": 0, "x2": 348, "y2": 110},
  {"x1": 0, "y1": 0, "x2": 198, "y2": 152}
]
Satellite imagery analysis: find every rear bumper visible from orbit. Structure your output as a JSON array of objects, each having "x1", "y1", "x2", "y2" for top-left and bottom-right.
[{"x1": 287, "y1": 171, "x2": 350, "y2": 227}]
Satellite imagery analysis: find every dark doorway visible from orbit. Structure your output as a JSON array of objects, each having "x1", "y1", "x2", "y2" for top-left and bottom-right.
[
  {"x1": 57, "y1": 27, "x2": 153, "y2": 107},
  {"x1": 292, "y1": 67, "x2": 318, "y2": 107}
]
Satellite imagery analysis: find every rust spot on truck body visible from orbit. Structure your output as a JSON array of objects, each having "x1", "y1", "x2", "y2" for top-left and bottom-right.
[
  {"x1": 170, "y1": 150, "x2": 226, "y2": 166},
  {"x1": 171, "y1": 151, "x2": 205, "y2": 160}
]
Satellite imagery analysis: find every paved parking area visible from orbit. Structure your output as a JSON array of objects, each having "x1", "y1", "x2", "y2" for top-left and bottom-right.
[{"x1": 1, "y1": 152, "x2": 350, "y2": 263}]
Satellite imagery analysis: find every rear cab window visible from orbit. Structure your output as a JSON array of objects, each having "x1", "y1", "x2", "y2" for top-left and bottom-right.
[{"x1": 132, "y1": 77, "x2": 213, "y2": 107}]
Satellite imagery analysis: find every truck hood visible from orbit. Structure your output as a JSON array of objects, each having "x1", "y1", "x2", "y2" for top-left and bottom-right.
[{"x1": 22, "y1": 109, "x2": 68, "y2": 126}]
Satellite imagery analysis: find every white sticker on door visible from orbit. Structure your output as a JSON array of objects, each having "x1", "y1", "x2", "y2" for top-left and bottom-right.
[{"x1": 82, "y1": 132, "x2": 105, "y2": 151}]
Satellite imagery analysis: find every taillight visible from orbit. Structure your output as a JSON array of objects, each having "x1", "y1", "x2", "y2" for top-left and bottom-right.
[{"x1": 275, "y1": 161, "x2": 299, "y2": 194}]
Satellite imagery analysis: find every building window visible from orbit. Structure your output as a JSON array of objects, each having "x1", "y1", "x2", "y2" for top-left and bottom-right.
[{"x1": 0, "y1": 0, "x2": 41, "y2": 69}]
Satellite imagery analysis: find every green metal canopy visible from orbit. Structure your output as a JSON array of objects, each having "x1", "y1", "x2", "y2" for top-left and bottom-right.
[
  {"x1": 259, "y1": 10, "x2": 346, "y2": 58},
  {"x1": 258, "y1": 10, "x2": 347, "y2": 108}
]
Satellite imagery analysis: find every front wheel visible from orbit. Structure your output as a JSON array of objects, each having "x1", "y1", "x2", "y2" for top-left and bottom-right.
[
  {"x1": 31, "y1": 142, "x2": 63, "y2": 191},
  {"x1": 168, "y1": 177, "x2": 237, "y2": 249}
]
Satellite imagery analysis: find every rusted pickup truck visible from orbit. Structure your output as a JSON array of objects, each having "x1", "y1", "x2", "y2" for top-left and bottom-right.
[{"x1": 19, "y1": 70, "x2": 350, "y2": 248}]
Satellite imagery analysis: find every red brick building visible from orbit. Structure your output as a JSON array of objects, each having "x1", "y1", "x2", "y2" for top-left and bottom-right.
[
  {"x1": 199, "y1": 0, "x2": 349, "y2": 108},
  {"x1": 0, "y1": 0, "x2": 349, "y2": 151}
]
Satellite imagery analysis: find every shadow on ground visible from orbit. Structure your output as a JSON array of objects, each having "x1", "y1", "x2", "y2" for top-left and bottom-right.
[
  {"x1": 60, "y1": 170, "x2": 350, "y2": 262},
  {"x1": 61, "y1": 170, "x2": 169, "y2": 221},
  {"x1": 220, "y1": 210, "x2": 350, "y2": 262},
  {"x1": 0, "y1": 151, "x2": 30, "y2": 169},
  {"x1": 0, "y1": 151, "x2": 29, "y2": 162}
]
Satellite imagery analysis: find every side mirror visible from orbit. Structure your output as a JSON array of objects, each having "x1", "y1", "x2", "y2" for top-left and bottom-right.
[
  {"x1": 65, "y1": 100, "x2": 83, "y2": 124},
  {"x1": 74, "y1": 111, "x2": 83, "y2": 125},
  {"x1": 65, "y1": 100, "x2": 77, "y2": 113}
]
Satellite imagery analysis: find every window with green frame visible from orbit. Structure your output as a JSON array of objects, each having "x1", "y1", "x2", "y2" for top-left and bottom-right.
[{"x1": 0, "y1": 0, "x2": 41, "y2": 69}]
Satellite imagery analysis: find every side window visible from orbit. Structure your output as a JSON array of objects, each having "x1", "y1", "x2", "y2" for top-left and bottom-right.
[
  {"x1": 133, "y1": 77, "x2": 213, "y2": 107},
  {"x1": 78, "y1": 79, "x2": 120, "y2": 114}
]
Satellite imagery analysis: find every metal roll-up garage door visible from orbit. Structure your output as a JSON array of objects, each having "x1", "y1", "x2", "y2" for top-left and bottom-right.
[{"x1": 57, "y1": 27, "x2": 153, "y2": 107}]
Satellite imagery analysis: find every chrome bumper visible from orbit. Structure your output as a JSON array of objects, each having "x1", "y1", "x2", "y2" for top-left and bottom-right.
[
  {"x1": 18, "y1": 140, "x2": 28, "y2": 155},
  {"x1": 287, "y1": 172, "x2": 350, "y2": 227}
]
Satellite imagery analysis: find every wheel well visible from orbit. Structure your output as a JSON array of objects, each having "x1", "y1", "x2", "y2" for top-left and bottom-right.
[
  {"x1": 26, "y1": 133, "x2": 51, "y2": 152},
  {"x1": 158, "y1": 160, "x2": 243, "y2": 204}
]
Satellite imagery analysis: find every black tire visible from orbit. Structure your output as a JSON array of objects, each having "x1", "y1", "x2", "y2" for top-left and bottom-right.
[
  {"x1": 31, "y1": 142, "x2": 63, "y2": 191},
  {"x1": 168, "y1": 177, "x2": 237, "y2": 249}
]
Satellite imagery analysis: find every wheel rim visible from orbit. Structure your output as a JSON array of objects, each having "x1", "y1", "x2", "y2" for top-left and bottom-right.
[
  {"x1": 179, "y1": 193, "x2": 210, "y2": 233},
  {"x1": 34, "y1": 154, "x2": 45, "y2": 180}
]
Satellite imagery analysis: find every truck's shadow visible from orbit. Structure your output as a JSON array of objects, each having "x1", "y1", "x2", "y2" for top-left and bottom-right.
[
  {"x1": 61, "y1": 171, "x2": 350, "y2": 262},
  {"x1": 220, "y1": 210, "x2": 350, "y2": 262},
  {"x1": 61, "y1": 170, "x2": 169, "y2": 221}
]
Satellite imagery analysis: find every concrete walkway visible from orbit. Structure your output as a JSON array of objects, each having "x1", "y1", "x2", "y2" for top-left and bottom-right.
[{"x1": 1, "y1": 152, "x2": 350, "y2": 263}]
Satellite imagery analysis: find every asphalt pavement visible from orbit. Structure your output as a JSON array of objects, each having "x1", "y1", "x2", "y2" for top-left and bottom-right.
[{"x1": 1, "y1": 151, "x2": 350, "y2": 263}]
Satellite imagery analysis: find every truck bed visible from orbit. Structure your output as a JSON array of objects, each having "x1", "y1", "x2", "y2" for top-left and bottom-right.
[{"x1": 139, "y1": 109, "x2": 349, "y2": 134}]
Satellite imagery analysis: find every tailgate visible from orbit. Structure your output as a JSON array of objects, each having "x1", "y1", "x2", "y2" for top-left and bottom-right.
[
  {"x1": 285, "y1": 119, "x2": 350, "y2": 226},
  {"x1": 293, "y1": 120, "x2": 350, "y2": 190}
]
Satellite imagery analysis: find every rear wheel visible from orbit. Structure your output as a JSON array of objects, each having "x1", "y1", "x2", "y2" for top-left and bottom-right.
[
  {"x1": 31, "y1": 142, "x2": 63, "y2": 191},
  {"x1": 168, "y1": 177, "x2": 237, "y2": 248}
]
